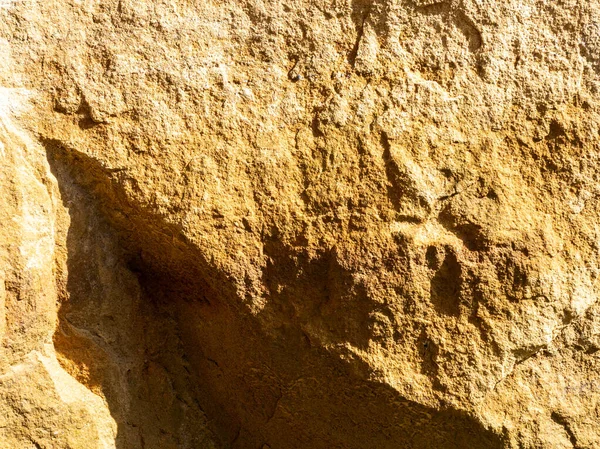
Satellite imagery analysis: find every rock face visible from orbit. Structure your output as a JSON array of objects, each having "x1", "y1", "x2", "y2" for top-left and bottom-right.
[{"x1": 1, "y1": 0, "x2": 600, "y2": 447}]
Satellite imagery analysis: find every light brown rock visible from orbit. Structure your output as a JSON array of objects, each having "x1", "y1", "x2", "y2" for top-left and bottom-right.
[{"x1": 1, "y1": 0, "x2": 600, "y2": 447}]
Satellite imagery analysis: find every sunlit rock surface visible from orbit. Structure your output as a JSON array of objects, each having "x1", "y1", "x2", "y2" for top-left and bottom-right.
[{"x1": 1, "y1": 0, "x2": 600, "y2": 447}]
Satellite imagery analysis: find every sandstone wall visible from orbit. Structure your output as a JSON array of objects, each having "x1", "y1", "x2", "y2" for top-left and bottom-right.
[{"x1": 1, "y1": 0, "x2": 600, "y2": 447}]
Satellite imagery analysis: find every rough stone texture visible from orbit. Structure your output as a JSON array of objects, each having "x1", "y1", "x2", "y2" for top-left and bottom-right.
[{"x1": 1, "y1": 0, "x2": 600, "y2": 447}]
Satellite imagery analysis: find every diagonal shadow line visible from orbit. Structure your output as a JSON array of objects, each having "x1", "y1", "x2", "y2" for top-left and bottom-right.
[{"x1": 44, "y1": 137, "x2": 506, "y2": 449}]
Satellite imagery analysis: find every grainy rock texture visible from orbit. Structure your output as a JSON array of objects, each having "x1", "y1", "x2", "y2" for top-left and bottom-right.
[{"x1": 1, "y1": 0, "x2": 600, "y2": 447}]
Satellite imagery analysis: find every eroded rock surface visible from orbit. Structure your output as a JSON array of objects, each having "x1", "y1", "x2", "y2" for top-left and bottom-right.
[{"x1": 1, "y1": 0, "x2": 600, "y2": 447}]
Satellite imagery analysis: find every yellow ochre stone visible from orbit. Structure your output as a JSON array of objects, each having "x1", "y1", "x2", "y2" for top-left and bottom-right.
[{"x1": 1, "y1": 0, "x2": 600, "y2": 447}]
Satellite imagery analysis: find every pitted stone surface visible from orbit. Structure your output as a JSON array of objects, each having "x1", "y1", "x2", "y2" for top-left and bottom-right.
[{"x1": 1, "y1": 0, "x2": 600, "y2": 447}]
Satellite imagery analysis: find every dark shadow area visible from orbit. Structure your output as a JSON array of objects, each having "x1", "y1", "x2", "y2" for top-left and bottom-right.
[
  {"x1": 438, "y1": 203, "x2": 487, "y2": 251},
  {"x1": 429, "y1": 249, "x2": 462, "y2": 317},
  {"x1": 47, "y1": 140, "x2": 219, "y2": 448},
  {"x1": 45, "y1": 139, "x2": 506, "y2": 448}
]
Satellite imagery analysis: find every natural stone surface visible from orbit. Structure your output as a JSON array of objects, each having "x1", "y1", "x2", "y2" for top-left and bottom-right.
[{"x1": 2, "y1": 0, "x2": 600, "y2": 447}]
